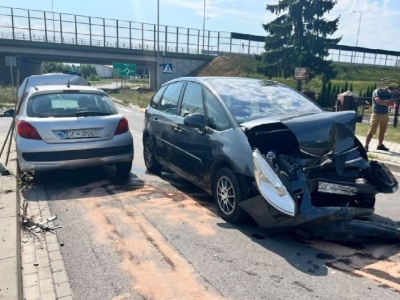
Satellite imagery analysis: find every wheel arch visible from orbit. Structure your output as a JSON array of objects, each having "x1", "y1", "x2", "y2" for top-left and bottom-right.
[{"x1": 209, "y1": 158, "x2": 255, "y2": 199}]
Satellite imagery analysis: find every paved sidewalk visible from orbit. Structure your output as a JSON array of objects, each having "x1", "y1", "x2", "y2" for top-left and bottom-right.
[
  {"x1": 20, "y1": 178, "x2": 73, "y2": 300},
  {"x1": 0, "y1": 114, "x2": 399, "y2": 300},
  {"x1": 356, "y1": 135, "x2": 400, "y2": 173},
  {"x1": 0, "y1": 117, "x2": 72, "y2": 300},
  {"x1": 0, "y1": 120, "x2": 21, "y2": 300}
]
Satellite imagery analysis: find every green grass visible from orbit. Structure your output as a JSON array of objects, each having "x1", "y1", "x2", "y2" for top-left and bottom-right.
[
  {"x1": 110, "y1": 88, "x2": 154, "y2": 108},
  {"x1": 88, "y1": 78, "x2": 114, "y2": 86},
  {"x1": 89, "y1": 78, "x2": 150, "y2": 87},
  {"x1": 0, "y1": 85, "x2": 17, "y2": 106},
  {"x1": 355, "y1": 122, "x2": 400, "y2": 143}
]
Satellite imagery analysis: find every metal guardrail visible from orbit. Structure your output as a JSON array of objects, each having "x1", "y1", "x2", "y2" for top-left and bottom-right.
[{"x1": 0, "y1": 5, "x2": 400, "y2": 67}]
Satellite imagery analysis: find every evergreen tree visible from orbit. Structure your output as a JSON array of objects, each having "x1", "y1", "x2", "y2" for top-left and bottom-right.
[
  {"x1": 332, "y1": 85, "x2": 339, "y2": 95},
  {"x1": 319, "y1": 78, "x2": 327, "y2": 101},
  {"x1": 365, "y1": 86, "x2": 371, "y2": 97},
  {"x1": 258, "y1": 0, "x2": 341, "y2": 81},
  {"x1": 326, "y1": 80, "x2": 332, "y2": 95}
]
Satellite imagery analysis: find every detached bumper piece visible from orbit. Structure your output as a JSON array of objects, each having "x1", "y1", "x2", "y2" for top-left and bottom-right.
[
  {"x1": 365, "y1": 161, "x2": 399, "y2": 193},
  {"x1": 296, "y1": 214, "x2": 400, "y2": 243}
]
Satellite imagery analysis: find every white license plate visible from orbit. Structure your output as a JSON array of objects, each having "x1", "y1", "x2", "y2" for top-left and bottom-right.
[
  {"x1": 56, "y1": 129, "x2": 103, "y2": 139},
  {"x1": 318, "y1": 182, "x2": 358, "y2": 196}
]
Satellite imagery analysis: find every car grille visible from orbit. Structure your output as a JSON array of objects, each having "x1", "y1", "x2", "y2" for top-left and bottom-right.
[{"x1": 22, "y1": 145, "x2": 133, "y2": 161}]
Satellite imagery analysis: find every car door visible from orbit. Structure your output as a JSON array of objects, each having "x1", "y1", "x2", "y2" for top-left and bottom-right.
[
  {"x1": 173, "y1": 81, "x2": 208, "y2": 181},
  {"x1": 150, "y1": 81, "x2": 184, "y2": 164},
  {"x1": 174, "y1": 83, "x2": 232, "y2": 184}
]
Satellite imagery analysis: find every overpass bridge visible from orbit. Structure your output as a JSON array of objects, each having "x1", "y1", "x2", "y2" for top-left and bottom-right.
[{"x1": 0, "y1": 5, "x2": 399, "y2": 89}]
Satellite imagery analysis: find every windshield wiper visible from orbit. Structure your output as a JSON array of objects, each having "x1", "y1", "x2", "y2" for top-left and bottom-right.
[{"x1": 76, "y1": 111, "x2": 111, "y2": 117}]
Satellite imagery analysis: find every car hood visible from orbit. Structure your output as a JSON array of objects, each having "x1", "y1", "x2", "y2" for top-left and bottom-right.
[{"x1": 241, "y1": 111, "x2": 357, "y2": 156}]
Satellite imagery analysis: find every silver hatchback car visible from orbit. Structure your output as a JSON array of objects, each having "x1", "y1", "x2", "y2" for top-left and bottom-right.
[{"x1": 15, "y1": 85, "x2": 134, "y2": 177}]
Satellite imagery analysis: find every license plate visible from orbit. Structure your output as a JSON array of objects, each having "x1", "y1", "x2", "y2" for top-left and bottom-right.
[
  {"x1": 318, "y1": 182, "x2": 358, "y2": 196},
  {"x1": 55, "y1": 129, "x2": 103, "y2": 139}
]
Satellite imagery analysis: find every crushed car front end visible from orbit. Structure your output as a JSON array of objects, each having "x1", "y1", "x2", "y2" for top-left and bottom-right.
[{"x1": 239, "y1": 111, "x2": 398, "y2": 232}]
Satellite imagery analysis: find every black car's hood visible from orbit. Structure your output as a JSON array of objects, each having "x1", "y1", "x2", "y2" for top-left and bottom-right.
[{"x1": 242, "y1": 111, "x2": 357, "y2": 156}]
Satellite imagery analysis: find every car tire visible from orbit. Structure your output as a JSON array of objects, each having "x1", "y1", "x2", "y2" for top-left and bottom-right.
[
  {"x1": 143, "y1": 137, "x2": 162, "y2": 174},
  {"x1": 213, "y1": 167, "x2": 249, "y2": 224},
  {"x1": 115, "y1": 161, "x2": 132, "y2": 178}
]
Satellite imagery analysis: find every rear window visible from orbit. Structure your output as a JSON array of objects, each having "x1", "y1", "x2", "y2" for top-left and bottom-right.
[{"x1": 26, "y1": 92, "x2": 118, "y2": 118}]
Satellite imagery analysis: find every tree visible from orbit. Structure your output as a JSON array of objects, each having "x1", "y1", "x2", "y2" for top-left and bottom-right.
[
  {"x1": 42, "y1": 62, "x2": 71, "y2": 73},
  {"x1": 326, "y1": 80, "x2": 332, "y2": 95},
  {"x1": 79, "y1": 64, "x2": 98, "y2": 78},
  {"x1": 258, "y1": 0, "x2": 341, "y2": 81}
]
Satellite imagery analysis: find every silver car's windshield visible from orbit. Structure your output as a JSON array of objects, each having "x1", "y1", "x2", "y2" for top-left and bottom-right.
[
  {"x1": 26, "y1": 92, "x2": 118, "y2": 118},
  {"x1": 206, "y1": 78, "x2": 322, "y2": 122}
]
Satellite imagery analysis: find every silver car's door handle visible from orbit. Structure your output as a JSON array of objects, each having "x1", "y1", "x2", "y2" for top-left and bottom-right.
[{"x1": 174, "y1": 126, "x2": 182, "y2": 133}]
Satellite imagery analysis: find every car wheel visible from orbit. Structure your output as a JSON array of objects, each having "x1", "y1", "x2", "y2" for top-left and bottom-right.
[
  {"x1": 143, "y1": 137, "x2": 162, "y2": 174},
  {"x1": 213, "y1": 167, "x2": 248, "y2": 223},
  {"x1": 115, "y1": 161, "x2": 132, "y2": 178}
]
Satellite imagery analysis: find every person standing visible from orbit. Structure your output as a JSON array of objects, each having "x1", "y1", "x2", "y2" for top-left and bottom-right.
[{"x1": 364, "y1": 86, "x2": 396, "y2": 152}]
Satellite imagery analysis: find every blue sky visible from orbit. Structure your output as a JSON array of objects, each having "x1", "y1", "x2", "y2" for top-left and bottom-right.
[{"x1": 2, "y1": 0, "x2": 400, "y2": 51}]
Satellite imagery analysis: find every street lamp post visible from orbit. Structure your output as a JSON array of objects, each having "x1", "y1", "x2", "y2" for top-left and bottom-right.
[
  {"x1": 202, "y1": 0, "x2": 206, "y2": 53},
  {"x1": 352, "y1": 10, "x2": 362, "y2": 63},
  {"x1": 156, "y1": 0, "x2": 160, "y2": 90},
  {"x1": 353, "y1": 10, "x2": 362, "y2": 47},
  {"x1": 52, "y1": 0, "x2": 55, "y2": 42}
]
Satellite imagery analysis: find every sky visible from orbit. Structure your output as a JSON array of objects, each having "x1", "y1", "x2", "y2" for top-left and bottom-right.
[{"x1": 1, "y1": 0, "x2": 400, "y2": 51}]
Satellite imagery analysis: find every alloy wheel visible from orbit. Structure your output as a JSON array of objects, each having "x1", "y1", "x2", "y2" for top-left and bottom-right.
[{"x1": 216, "y1": 176, "x2": 236, "y2": 216}]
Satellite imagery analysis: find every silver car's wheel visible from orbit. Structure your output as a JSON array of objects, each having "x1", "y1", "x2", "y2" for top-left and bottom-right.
[{"x1": 213, "y1": 168, "x2": 248, "y2": 223}]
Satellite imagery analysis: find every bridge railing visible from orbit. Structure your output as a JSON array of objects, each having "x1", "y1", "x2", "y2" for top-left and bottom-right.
[{"x1": 1, "y1": 5, "x2": 400, "y2": 68}]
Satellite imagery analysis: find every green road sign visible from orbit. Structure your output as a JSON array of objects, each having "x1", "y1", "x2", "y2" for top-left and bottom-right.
[{"x1": 113, "y1": 63, "x2": 137, "y2": 77}]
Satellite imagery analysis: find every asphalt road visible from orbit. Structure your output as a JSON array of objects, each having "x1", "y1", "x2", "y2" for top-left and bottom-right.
[{"x1": 14, "y1": 105, "x2": 400, "y2": 300}]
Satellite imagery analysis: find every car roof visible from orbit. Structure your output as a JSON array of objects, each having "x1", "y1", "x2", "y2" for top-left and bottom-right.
[
  {"x1": 164, "y1": 76, "x2": 280, "y2": 86},
  {"x1": 26, "y1": 85, "x2": 105, "y2": 96},
  {"x1": 18, "y1": 73, "x2": 90, "y2": 101},
  {"x1": 21, "y1": 73, "x2": 88, "y2": 86}
]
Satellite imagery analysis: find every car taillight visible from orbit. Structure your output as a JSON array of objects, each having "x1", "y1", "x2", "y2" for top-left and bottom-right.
[
  {"x1": 115, "y1": 117, "x2": 129, "y2": 135},
  {"x1": 17, "y1": 120, "x2": 42, "y2": 140}
]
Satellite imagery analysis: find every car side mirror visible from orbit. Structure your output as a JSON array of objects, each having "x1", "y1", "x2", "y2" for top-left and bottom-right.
[
  {"x1": 184, "y1": 114, "x2": 206, "y2": 134},
  {"x1": 4, "y1": 108, "x2": 14, "y2": 118}
]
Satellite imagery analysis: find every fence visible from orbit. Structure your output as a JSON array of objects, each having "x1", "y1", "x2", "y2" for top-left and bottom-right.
[{"x1": 1, "y1": 5, "x2": 400, "y2": 68}]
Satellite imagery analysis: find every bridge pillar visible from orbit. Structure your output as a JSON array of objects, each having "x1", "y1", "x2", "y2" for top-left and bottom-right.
[
  {"x1": 149, "y1": 65, "x2": 157, "y2": 91},
  {"x1": 0, "y1": 56, "x2": 42, "y2": 86}
]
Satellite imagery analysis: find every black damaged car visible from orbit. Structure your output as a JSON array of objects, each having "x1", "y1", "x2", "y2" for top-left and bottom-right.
[{"x1": 142, "y1": 77, "x2": 398, "y2": 240}]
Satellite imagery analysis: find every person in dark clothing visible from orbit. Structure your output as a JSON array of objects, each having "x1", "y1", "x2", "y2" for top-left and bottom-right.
[{"x1": 364, "y1": 86, "x2": 396, "y2": 152}]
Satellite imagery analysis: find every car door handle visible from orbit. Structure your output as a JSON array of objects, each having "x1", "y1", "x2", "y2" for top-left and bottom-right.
[{"x1": 174, "y1": 126, "x2": 182, "y2": 133}]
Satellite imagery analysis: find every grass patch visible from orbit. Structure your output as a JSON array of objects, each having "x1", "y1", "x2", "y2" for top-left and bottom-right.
[
  {"x1": 355, "y1": 122, "x2": 400, "y2": 143},
  {"x1": 0, "y1": 85, "x2": 17, "y2": 105},
  {"x1": 88, "y1": 78, "x2": 114, "y2": 86},
  {"x1": 110, "y1": 87, "x2": 154, "y2": 108}
]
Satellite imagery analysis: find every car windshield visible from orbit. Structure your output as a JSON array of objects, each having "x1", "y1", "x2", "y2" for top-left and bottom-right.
[
  {"x1": 26, "y1": 92, "x2": 119, "y2": 118},
  {"x1": 206, "y1": 78, "x2": 322, "y2": 122}
]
